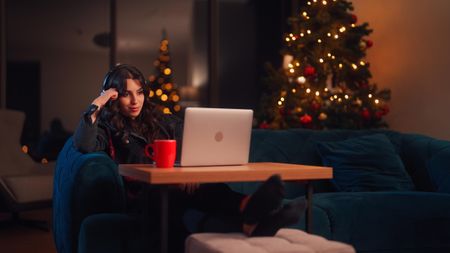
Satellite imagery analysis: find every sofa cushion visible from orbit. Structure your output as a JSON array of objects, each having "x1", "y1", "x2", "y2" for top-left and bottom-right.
[
  {"x1": 316, "y1": 134, "x2": 415, "y2": 192},
  {"x1": 308, "y1": 192, "x2": 450, "y2": 252},
  {"x1": 427, "y1": 147, "x2": 450, "y2": 193}
]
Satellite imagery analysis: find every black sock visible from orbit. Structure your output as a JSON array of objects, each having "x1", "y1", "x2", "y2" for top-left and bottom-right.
[
  {"x1": 250, "y1": 198, "x2": 306, "y2": 237},
  {"x1": 242, "y1": 174, "x2": 285, "y2": 225}
]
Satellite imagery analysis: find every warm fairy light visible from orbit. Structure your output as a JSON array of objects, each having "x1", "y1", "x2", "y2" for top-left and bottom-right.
[
  {"x1": 315, "y1": 91, "x2": 320, "y2": 96},
  {"x1": 174, "y1": 105, "x2": 181, "y2": 112},
  {"x1": 292, "y1": 88, "x2": 297, "y2": 93},
  {"x1": 165, "y1": 83, "x2": 173, "y2": 90},
  {"x1": 351, "y1": 24, "x2": 356, "y2": 28},
  {"x1": 338, "y1": 98, "x2": 342, "y2": 102},
  {"x1": 280, "y1": 97, "x2": 285, "y2": 102},
  {"x1": 339, "y1": 26, "x2": 346, "y2": 33},
  {"x1": 352, "y1": 63, "x2": 358, "y2": 70},
  {"x1": 345, "y1": 94, "x2": 349, "y2": 99},
  {"x1": 324, "y1": 88, "x2": 329, "y2": 92},
  {"x1": 288, "y1": 63, "x2": 294, "y2": 68},
  {"x1": 306, "y1": 16, "x2": 310, "y2": 20},
  {"x1": 330, "y1": 97, "x2": 334, "y2": 101},
  {"x1": 322, "y1": 0, "x2": 327, "y2": 5},
  {"x1": 163, "y1": 108, "x2": 171, "y2": 114},
  {"x1": 368, "y1": 94, "x2": 373, "y2": 98},
  {"x1": 306, "y1": 88, "x2": 311, "y2": 93},
  {"x1": 317, "y1": 39, "x2": 322, "y2": 43},
  {"x1": 289, "y1": 68, "x2": 295, "y2": 73},
  {"x1": 22, "y1": 145, "x2": 28, "y2": 153},
  {"x1": 327, "y1": 53, "x2": 332, "y2": 57},
  {"x1": 319, "y1": 58, "x2": 324, "y2": 63},
  {"x1": 334, "y1": 34, "x2": 339, "y2": 39},
  {"x1": 156, "y1": 89, "x2": 163, "y2": 96},
  {"x1": 289, "y1": 33, "x2": 293, "y2": 37},
  {"x1": 307, "y1": 1, "x2": 312, "y2": 5},
  {"x1": 297, "y1": 76, "x2": 306, "y2": 84},
  {"x1": 334, "y1": 95, "x2": 338, "y2": 99},
  {"x1": 313, "y1": 0, "x2": 317, "y2": 2},
  {"x1": 339, "y1": 63, "x2": 343, "y2": 68},
  {"x1": 331, "y1": 55, "x2": 336, "y2": 59},
  {"x1": 375, "y1": 99, "x2": 380, "y2": 104},
  {"x1": 327, "y1": 33, "x2": 332, "y2": 37},
  {"x1": 164, "y1": 68, "x2": 172, "y2": 75},
  {"x1": 278, "y1": 101, "x2": 283, "y2": 106},
  {"x1": 285, "y1": 37, "x2": 290, "y2": 42},
  {"x1": 360, "y1": 61, "x2": 366, "y2": 66},
  {"x1": 302, "y1": 12, "x2": 308, "y2": 17},
  {"x1": 292, "y1": 36, "x2": 297, "y2": 41},
  {"x1": 172, "y1": 94, "x2": 180, "y2": 102},
  {"x1": 295, "y1": 62, "x2": 300, "y2": 67},
  {"x1": 307, "y1": 30, "x2": 311, "y2": 34},
  {"x1": 161, "y1": 94, "x2": 168, "y2": 101},
  {"x1": 149, "y1": 90, "x2": 155, "y2": 97}
]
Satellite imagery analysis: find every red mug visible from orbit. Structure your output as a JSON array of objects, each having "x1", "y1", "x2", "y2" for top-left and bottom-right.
[{"x1": 144, "y1": 140, "x2": 177, "y2": 168}]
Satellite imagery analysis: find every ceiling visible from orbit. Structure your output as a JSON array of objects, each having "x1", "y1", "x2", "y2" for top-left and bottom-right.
[{"x1": 6, "y1": 0, "x2": 193, "y2": 54}]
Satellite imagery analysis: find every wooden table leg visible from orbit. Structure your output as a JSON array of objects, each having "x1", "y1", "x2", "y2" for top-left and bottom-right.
[{"x1": 160, "y1": 186, "x2": 169, "y2": 253}]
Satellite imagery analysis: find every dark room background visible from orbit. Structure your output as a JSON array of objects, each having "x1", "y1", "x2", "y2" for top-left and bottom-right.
[{"x1": 2, "y1": 0, "x2": 450, "y2": 147}]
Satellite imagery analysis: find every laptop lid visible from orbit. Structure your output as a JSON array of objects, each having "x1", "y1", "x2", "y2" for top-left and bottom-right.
[{"x1": 180, "y1": 107, "x2": 253, "y2": 167}]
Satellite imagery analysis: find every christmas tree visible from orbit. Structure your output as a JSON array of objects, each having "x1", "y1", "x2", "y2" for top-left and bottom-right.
[
  {"x1": 148, "y1": 31, "x2": 182, "y2": 115},
  {"x1": 257, "y1": 0, "x2": 390, "y2": 129}
]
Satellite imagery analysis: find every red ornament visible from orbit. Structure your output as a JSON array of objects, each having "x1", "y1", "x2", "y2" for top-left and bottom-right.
[
  {"x1": 359, "y1": 82, "x2": 369, "y2": 89},
  {"x1": 365, "y1": 39, "x2": 373, "y2": 48},
  {"x1": 375, "y1": 111, "x2": 384, "y2": 119},
  {"x1": 304, "y1": 66, "x2": 316, "y2": 77},
  {"x1": 311, "y1": 101, "x2": 321, "y2": 111},
  {"x1": 259, "y1": 121, "x2": 270, "y2": 129},
  {"x1": 381, "y1": 105, "x2": 390, "y2": 115},
  {"x1": 361, "y1": 108, "x2": 371, "y2": 120},
  {"x1": 350, "y1": 14, "x2": 358, "y2": 24},
  {"x1": 300, "y1": 114, "x2": 313, "y2": 124}
]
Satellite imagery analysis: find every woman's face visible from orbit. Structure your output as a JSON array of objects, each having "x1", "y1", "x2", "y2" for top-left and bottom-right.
[{"x1": 118, "y1": 79, "x2": 145, "y2": 119}]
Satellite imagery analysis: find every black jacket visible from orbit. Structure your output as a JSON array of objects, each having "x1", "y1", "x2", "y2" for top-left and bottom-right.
[{"x1": 73, "y1": 112, "x2": 183, "y2": 164}]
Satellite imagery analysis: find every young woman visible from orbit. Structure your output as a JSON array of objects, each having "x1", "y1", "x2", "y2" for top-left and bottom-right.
[{"x1": 73, "y1": 64, "x2": 304, "y2": 252}]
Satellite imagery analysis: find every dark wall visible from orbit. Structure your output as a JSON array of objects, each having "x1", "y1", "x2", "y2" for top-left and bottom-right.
[{"x1": 6, "y1": 61, "x2": 41, "y2": 144}]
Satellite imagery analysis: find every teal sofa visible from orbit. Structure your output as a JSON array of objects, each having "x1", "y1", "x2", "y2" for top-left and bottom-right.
[{"x1": 53, "y1": 129, "x2": 450, "y2": 253}]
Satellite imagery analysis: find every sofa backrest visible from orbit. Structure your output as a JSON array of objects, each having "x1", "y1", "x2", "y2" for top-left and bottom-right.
[{"x1": 249, "y1": 129, "x2": 450, "y2": 194}]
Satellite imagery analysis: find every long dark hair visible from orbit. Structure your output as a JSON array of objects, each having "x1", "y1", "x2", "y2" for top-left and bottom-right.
[{"x1": 99, "y1": 64, "x2": 163, "y2": 142}]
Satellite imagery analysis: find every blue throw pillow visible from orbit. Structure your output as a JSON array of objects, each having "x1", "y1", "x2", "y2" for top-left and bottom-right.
[{"x1": 316, "y1": 134, "x2": 415, "y2": 192}]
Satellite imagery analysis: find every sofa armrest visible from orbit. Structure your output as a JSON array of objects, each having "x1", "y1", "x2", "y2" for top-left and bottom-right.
[{"x1": 53, "y1": 137, "x2": 126, "y2": 253}]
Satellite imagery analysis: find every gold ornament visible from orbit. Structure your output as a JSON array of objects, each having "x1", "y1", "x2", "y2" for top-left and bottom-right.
[{"x1": 318, "y1": 112, "x2": 328, "y2": 121}]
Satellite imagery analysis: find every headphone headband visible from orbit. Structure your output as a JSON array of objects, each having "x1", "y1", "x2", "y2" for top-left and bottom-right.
[{"x1": 102, "y1": 64, "x2": 131, "y2": 91}]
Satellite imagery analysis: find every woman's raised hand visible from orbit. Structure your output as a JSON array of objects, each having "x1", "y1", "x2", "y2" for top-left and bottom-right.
[{"x1": 92, "y1": 88, "x2": 119, "y2": 108}]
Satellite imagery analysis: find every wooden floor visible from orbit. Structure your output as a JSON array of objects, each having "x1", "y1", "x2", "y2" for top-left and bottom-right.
[{"x1": 0, "y1": 209, "x2": 56, "y2": 253}]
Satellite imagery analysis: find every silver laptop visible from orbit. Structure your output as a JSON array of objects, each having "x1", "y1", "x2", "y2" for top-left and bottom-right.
[{"x1": 180, "y1": 107, "x2": 253, "y2": 167}]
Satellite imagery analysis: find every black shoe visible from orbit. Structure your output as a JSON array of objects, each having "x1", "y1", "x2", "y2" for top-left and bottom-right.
[
  {"x1": 242, "y1": 174, "x2": 285, "y2": 225},
  {"x1": 250, "y1": 198, "x2": 306, "y2": 237}
]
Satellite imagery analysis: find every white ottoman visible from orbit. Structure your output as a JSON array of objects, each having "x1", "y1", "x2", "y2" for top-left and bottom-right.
[{"x1": 185, "y1": 229, "x2": 355, "y2": 253}]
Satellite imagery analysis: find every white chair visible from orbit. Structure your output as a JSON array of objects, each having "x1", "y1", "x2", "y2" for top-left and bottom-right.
[{"x1": 0, "y1": 109, "x2": 54, "y2": 230}]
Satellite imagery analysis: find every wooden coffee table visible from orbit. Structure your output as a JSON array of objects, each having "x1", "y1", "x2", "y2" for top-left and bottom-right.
[{"x1": 119, "y1": 162, "x2": 332, "y2": 253}]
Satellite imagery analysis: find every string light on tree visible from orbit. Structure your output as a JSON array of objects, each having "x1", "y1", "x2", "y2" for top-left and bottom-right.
[{"x1": 148, "y1": 30, "x2": 182, "y2": 115}]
